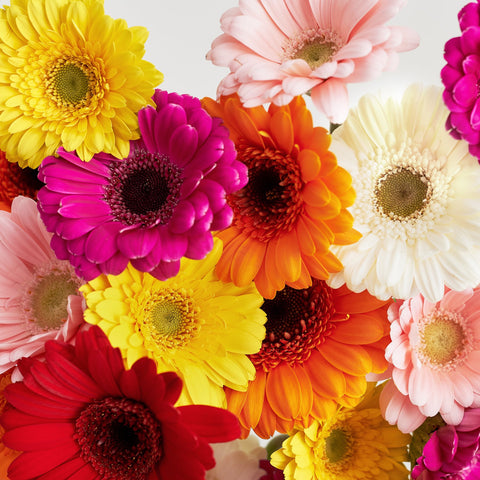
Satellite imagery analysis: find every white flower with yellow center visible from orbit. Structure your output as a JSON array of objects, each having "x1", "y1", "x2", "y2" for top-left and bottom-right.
[{"x1": 329, "y1": 84, "x2": 480, "y2": 302}]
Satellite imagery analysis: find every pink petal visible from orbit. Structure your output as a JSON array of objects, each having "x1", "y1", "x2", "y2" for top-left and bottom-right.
[
  {"x1": 439, "y1": 288, "x2": 473, "y2": 312},
  {"x1": 310, "y1": 78, "x2": 349, "y2": 123},
  {"x1": 169, "y1": 201, "x2": 196, "y2": 235},
  {"x1": 440, "y1": 401, "x2": 465, "y2": 425},
  {"x1": 168, "y1": 124, "x2": 199, "y2": 168},
  {"x1": 116, "y1": 227, "x2": 160, "y2": 259},
  {"x1": 84, "y1": 222, "x2": 123, "y2": 263},
  {"x1": 452, "y1": 372, "x2": 475, "y2": 407},
  {"x1": 408, "y1": 367, "x2": 434, "y2": 407}
]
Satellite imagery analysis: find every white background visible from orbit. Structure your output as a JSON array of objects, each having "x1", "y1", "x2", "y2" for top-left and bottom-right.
[{"x1": 104, "y1": 0, "x2": 469, "y2": 127}]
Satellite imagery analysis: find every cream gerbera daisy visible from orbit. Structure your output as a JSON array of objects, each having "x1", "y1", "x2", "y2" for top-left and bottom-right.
[
  {"x1": 0, "y1": 0, "x2": 162, "y2": 168},
  {"x1": 328, "y1": 84, "x2": 480, "y2": 303},
  {"x1": 80, "y1": 238, "x2": 266, "y2": 407},
  {"x1": 270, "y1": 384, "x2": 410, "y2": 480}
]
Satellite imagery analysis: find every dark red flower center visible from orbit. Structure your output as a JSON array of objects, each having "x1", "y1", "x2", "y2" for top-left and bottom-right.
[
  {"x1": 74, "y1": 396, "x2": 163, "y2": 480},
  {"x1": 228, "y1": 145, "x2": 303, "y2": 242},
  {"x1": 250, "y1": 280, "x2": 337, "y2": 370},
  {"x1": 105, "y1": 150, "x2": 183, "y2": 227}
]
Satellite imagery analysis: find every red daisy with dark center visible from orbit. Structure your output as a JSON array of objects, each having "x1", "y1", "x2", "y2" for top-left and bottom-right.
[{"x1": 1, "y1": 326, "x2": 240, "y2": 480}]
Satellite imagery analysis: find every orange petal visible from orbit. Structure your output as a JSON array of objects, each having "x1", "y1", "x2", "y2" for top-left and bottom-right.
[
  {"x1": 325, "y1": 208, "x2": 354, "y2": 233},
  {"x1": 215, "y1": 230, "x2": 246, "y2": 283},
  {"x1": 310, "y1": 396, "x2": 337, "y2": 420},
  {"x1": 230, "y1": 236, "x2": 266, "y2": 286},
  {"x1": 225, "y1": 100, "x2": 265, "y2": 146},
  {"x1": 225, "y1": 386, "x2": 248, "y2": 416},
  {"x1": 298, "y1": 149, "x2": 321, "y2": 183},
  {"x1": 302, "y1": 253, "x2": 329, "y2": 280},
  {"x1": 290, "y1": 101, "x2": 313, "y2": 147},
  {"x1": 323, "y1": 165, "x2": 353, "y2": 194},
  {"x1": 337, "y1": 186, "x2": 356, "y2": 208},
  {"x1": 333, "y1": 288, "x2": 390, "y2": 314},
  {"x1": 306, "y1": 126, "x2": 332, "y2": 154},
  {"x1": 275, "y1": 230, "x2": 302, "y2": 282},
  {"x1": 344, "y1": 372, "x2": 368, "y2": 399},
  {"x1": 302, "y1": 179, "x2": 331, "y2": 207},
  {"x1": 254, "y1": 260, "x2": 280, "y2": 300},
  {"x1": 240, "y1": 369, "x2": 267, "y2": 430},
  {"x1": 296, "y1": 217, "x2": 316, "y2": 256},
  {"x1": 316, "y1": 250, "x2": 343, "y2": 273},
  {"x1": 255, "y1": 398, "x2": 279, "y2": 439},
  {"x1": 294, "y1": 366, "x2": 314, "y2": 419},
  {"x1": 270, "y1": 109, "x2": 294, "y2": 153},
  {"x1": 265, "y1": 362, "x2": 301, "y2": 420},
  {"x1": 301, "y1": 215, "x2": 334, "y2": 253},
  {"x1": 319, "y1": 150, "x2": 337, "y2": 176},
  {"x1": 303, "y1": 349, "x2": 346, "y2": 399},
  {"x1": 305, "y1": 192, "x2": 341, "y2": 220},
  {"x1": 319, "y1": 339, "x2": 373, "y2": 376},
  {"x1": 363, "y1": 344, "x2": 389, "y2": 373},
  {"x1": 286, "y1": 259, "x2": 312, "y2": 290},
  {"x1": 332, "y1": 315, "x2": 386, "y2": 344},
  {"x1": 333, "y1": 229, "x2": 362, "y2": 245}
]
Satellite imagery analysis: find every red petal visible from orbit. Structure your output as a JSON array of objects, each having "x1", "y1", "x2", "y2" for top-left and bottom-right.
[{"x1": 4, "y1": 423, "x2": 75, "y2": 451}]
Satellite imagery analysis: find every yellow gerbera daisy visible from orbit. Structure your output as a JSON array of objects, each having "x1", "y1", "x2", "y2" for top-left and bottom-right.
[
  {"x1": 0, "y1": 0, "x2": 163, "y2": 168},
  {"x1": 80, "y1": 238, "x2": 267, "y2": 407},
  {"x1": 271, "y1": 384, "x2": 410, "y2": 480}
]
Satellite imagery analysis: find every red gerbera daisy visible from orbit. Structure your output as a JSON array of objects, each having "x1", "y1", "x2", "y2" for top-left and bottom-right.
[{"x1": 1, "y1": 326, "x2": 241, "y2": 480}]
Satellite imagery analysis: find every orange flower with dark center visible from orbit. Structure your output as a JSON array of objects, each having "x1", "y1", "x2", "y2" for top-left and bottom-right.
[
  {"x1": 225, "y1": 282, "x2": 392, "y2": 439},
  {"x1": 0, "y1": 150, "x2": 42, "y2": 211},
  {"x1": 202, "y1": 94, "x2": 360, "y2": 299}
]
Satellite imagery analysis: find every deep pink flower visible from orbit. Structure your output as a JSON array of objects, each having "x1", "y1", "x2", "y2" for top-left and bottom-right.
[
  {"x1": 259, "y1": 460, "x2": 284, "y2": 480},
  {"x1": 442, "y1": 0, "x2": 480, "y2": 160},
  {"x1": 37, "y1": 90, "x2": 247, "y2": 281},
  {"x1": 207, "y1": 0, "x2": 419, "y2": 123},
  {"x1": 412, "y1": 409, "x2": 480, "y2": 480}
]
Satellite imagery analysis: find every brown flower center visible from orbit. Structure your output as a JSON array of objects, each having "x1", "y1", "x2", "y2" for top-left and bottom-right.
[
  {"x1": 74, "y1": 396, "x2": 163, "y2": 480},
  {"x1": 250, "y1": 280, "x2": 336, "y2": 370},
  {"x1": 325, "y1": 428, "x2": 352, "y2": 463}
]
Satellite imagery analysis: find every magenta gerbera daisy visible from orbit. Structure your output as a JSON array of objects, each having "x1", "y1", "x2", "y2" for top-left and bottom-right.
[
  {"x1": 1, "y1": 326, "x2": 241, "y2": 480},
  {"x1": 0, "y1": 196, "x2": 85, "y2": 380},
  {"x1": 37, "y1": 89, "x2": 247, "y2": 281},
  {"x1": 207, "y1": 0, "x2": 419, "y2": 123},
  {"x1": 380, "y1": 287, "x2": 480, "y2": 433},
  {"x1": 442, "y1": 0, "x2": 480, "y2": 159}
]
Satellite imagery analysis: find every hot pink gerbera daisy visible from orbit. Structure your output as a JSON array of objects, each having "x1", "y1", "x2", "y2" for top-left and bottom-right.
[
  {"x1": 37, "y1": 89, "x2": 247, "y2": 281},
  {"x1": 0, "y1": 196, "x2": 84, "y2": 380},
  {"x1": 207, "y1": 0, "x2": 419, "y2": 123},
  {"x1": 380, "y1": 288, "x2": 480, "y2": 433},
  {"x1": 1, "y1": 326, "x2": 241, "y2": 480}
]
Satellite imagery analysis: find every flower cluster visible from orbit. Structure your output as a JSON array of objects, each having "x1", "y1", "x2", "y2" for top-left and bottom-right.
[{"x1": 1, "y1": 0, "x2": 480, "y2": 479}]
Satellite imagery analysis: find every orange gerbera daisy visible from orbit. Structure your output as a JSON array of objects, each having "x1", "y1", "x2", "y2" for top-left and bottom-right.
[
  {"x1": 225, "y1": 282, "x2": 391, "y2": 439},
  {"x1": 201, "y1": 95, "x2": 359, "y2": 299},
  {"x1": 0, "y1": 150, "x2": 42, "y2": 212}
]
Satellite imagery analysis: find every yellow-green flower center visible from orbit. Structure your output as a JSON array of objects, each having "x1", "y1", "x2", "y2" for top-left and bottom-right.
[
  {"x1": 375, "y1": 167, "x2": 430, "y2": 218},
  {"x1": 294, "y1": 41, "x2": 337, "y2": 69},
  {"x1": 150, "y1": 302, "x2": 184, "y2": 336},
  {"x1": 325, "y1": 428, "x2": 351, "y2": 464},
  {"x1": 23, "y1": 265, "x2": 80, "y2": 332}
]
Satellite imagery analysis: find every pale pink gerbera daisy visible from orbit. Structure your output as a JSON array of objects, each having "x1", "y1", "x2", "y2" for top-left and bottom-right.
[
  {"x1": 0, "y1": 196, "x2": 85, "y2": 379},
  {"x1": 380, "y1": 288, "x2": 480, "y2": 433},
  {"x1": 207, "y1": 0, "x2": 419, "y2": 123}
]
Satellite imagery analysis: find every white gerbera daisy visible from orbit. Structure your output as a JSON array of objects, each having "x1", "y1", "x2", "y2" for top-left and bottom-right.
[{"x1": 328, "y1": 84, "x2": 480, "y2": 302}]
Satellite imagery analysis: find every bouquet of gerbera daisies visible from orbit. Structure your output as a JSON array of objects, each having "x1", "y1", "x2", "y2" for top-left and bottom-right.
[{"x1": 1, "y1": 0, "x2": 480, "y2": 479}]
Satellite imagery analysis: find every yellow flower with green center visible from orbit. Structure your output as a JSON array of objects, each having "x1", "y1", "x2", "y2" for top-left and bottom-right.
[
  {"x1": 271, "y1": 384, "x2": 410, "y2": 480},
  {"x1": 0, "y1": 0, "x2": 163, "y2": 168},
  {"x1": 80, "y1": 238, "x2": 267, "y2": 407}
]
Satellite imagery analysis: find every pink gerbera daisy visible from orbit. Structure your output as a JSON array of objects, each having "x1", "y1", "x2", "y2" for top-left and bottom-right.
[
  {"x1": 380, "y1": 288, "x2": 480, "y2": 433},
  {"x1": 207, "y1": 0, "x2": 419, "y2": 123},
  {"x1": 0, "y1": 196, "x2": 85, "y2": 379},
  {"x1": 37, "y1": 89, "x2": 247, "y2": 281}
]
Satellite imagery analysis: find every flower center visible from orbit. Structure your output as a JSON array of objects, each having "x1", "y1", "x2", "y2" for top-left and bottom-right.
[
  {"x1": 325, "y1": 428, "x2": 351, "y2": 464},
  {"x1": 135, "y1": 288, "x2": 201, "y2": 354},
  {"x1": 375, "y1": 167, "x2": 430, "y2": 219},
  {"x1": 417, "y1": 310, "x2": 473, "y2": 370},
  {"x1": 250, "y1": 280, "x2": 337, "y2": 370},
  {"x1": 21, "y1": 261, "x2": 81, "y2": 333},
  {"x1": 229, "y1": 145, "x2": 303, "y2": 242},
  {"x1": 104, "y1": 150, "x2": 183, "y2": 227},
  {"x1": 282, "y1": 29, "x2": 341, "y2": 69},
  {"x1": 46, "y1": 59, "x2": 97, "y2": 106},
  {"x1": 74, "y1": 396, "x2": 163, "y2": 480}
]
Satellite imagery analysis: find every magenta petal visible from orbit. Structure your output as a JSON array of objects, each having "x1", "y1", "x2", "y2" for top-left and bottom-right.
[
  {"x1": 444, "y1": 38, "x2": 464, "y2": 69},
  {"x1": 461, "y1": 26, "x2": 480, "y2": 56},
  {"x1": 191, "y1": 136, "x2": 226, "y2": 171},
  {"x1": 471, "y1": 97, "x2": 480, "y2": 129},
  {"x1": 116, "y1": 227, "x2": 159, "y2": 259},
  {"x1": 154, "y1": 103, "x2": 188, "y2": 153},
  {"x1": 168, "y1": 124, "x2": 199, "y2": 167},
  {"x1": 56, "y1": 148, "x2": 113, "y2": 175},
  {"x1": 453, "y1": 74, "x2": 477, "y2": 107},
  {"x1": 198, "y1": 179, "x2": 226, "y2": 213},
  {"x1": 41, "y1": 163, "x2": 109, "y2": 185},
  {"x1": 169, "y1": 201, "x2": 195, "y2": 234},
  {"x1": 463, "y1": 54, "x2": 480, "y2": 76},
  {"x1": 58, "y1": 197, "x2": 112, "y2": 219},
  {"x1": 57, "y1": 217, "x2": 100, "y2": 240},
  {"x1": 161, "y1": 231, "x2": 188, "y2": 261},
  {"x1": 210, "y1": 203, "x2": 233, "y2": 231},
  {"x1": 50, "y1": 235, "x2": 69, "y2": 260},
  {"x1": 437, "y1": 426, "x2": 459, "y2": 463},
  {"x1": 138, "y1": 105, "x2": 159, "y2": 152},
  {"x1": 423, "y1": 432, "x2": 444, "y2": 471},
  {"x1": 101, "y1": 251, "x2": 129, "y2": 277},
  {"x1": 66, "y1": 236, "x2": 87, "y2": 256},
  {"x1": 443, "y1": 90, "x2": 468, "y2": 113},
  {"x1": 188, "y1": 107, "x2": 213, "y2": 145},
  {"x1": 185, "y1": 232, "x2": 213, "y2": 260},
  {"x1": 190, "y1": 210, "x2": 213, "y2": 234},
  {"x1": 181, "y1": 169, "x2": 203, "y2": 197},
  {"x1": 149, "y1": 260, "x2": 181, "y2": 281},
  {"x1": 460, "y1": 4, "x2": 480, "y2": 31},
  {"x1": 42, "y1": 176, "x2": 105, "y2": 195},
  {"x1": 441, "y1": 65, "x2": 463, "y2": 90},
  {"x1": 188, "y1": 191, "x2": 209, "y2": 218},
  {"x1": 84, "y1": 222, "x2": 123, "y2": 263},
  {"x1": 450, "y1": 112, "x2": 476, "y2": 134}
]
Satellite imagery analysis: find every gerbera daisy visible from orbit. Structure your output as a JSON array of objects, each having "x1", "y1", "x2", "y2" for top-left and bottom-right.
[
  {"x1": 442, "y1": 0, "x2": 480, "y2": 160},
  {"x1": 0, "y1": 196, "x2": 85, "y2": 380},
  {"x1": 328, "y1": 84, "x2": 480, "y2": 303},
  {"x1": 202, "y1": 94, "x2": 359, "y2": 299},
  {"x1": 412, "y1": 409, "x2": 480, "y2": 480},
  {"x1": 270, "y1": 383, "x2": 410, "y2": 480},
  {"x1": 0, "y1": 0, "x2": 162, "y2": 168},
  {"x1": 380, "y1": 287, "x2": 480, "y2": 433},
  {"x1": 80, "y1": 237, "x2": 266, "y2": 407},
  {"x1": 1, "y1": 326, "x2": 241, "y2": 480},
  {"x1": 0, "y1": 371, "x2": 20, "y2": 479},
  {"x1": 225, "y1": 280, "x2": 391, "y2": 439},
  {"x1": 206, "y1": 0, "x2": 419, "y2": 123},
  {"x1": 259, "y1": 461, "x2": 284, "y2": 480},
  {"x1": 38, "y1": 89, "x2": 247, "y2": 282},
  {"x1": 206, "y1": 435, "x2": 267, "y2": 480},
  {"x1": 0, "y1": 150, "x2": 43, "y2": 212}
]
